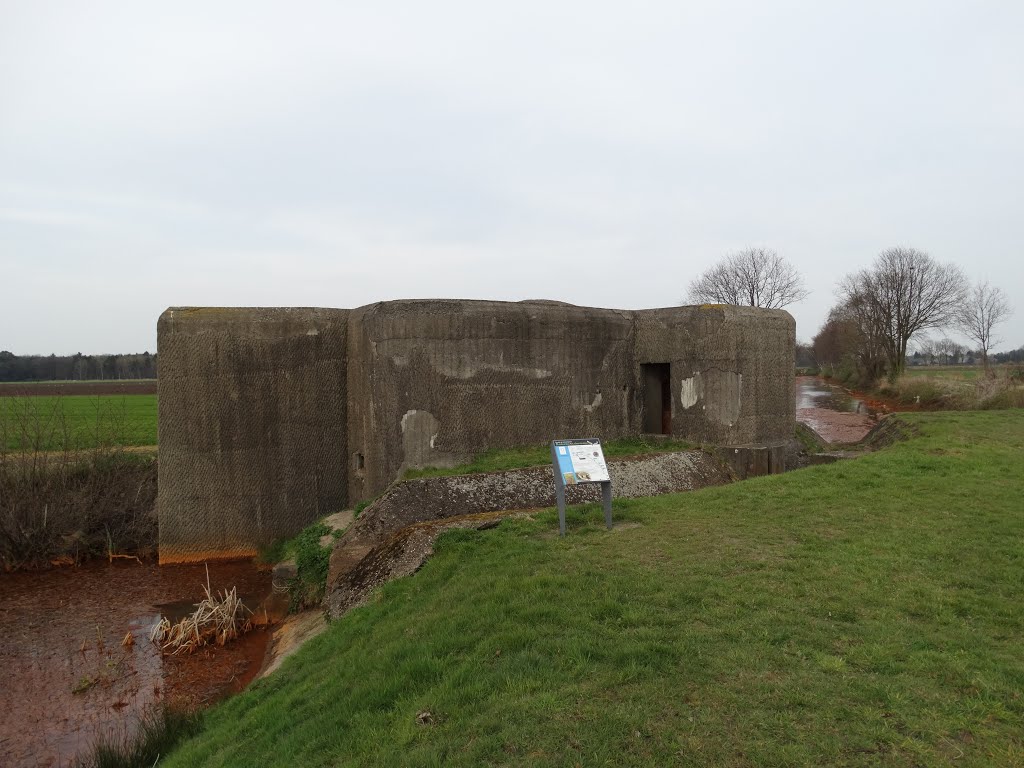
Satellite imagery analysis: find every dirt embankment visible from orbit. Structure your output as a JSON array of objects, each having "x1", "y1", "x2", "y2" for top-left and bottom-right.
[{"x1": 0, "y1": 380, "x2": 158, "y2": 396}]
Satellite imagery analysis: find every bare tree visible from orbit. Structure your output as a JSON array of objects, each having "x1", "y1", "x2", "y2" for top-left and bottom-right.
[
  {"x1": 956, "y1": 281, "x2": 1013, "y2": 376},
  {"x1": 686, "y1": 247, "x2": 809, "y2": 309},
  {"x1": 814, "y1": 293, "x2": 888, "y2": 385},
  {"x1": 915, "y1": 338, "x2": 938, "y2": 365},
  {"x1": 934, "y1": 337, "x2": 965, "y2": 365},
  {"x1": 838, "y1": 247, "x2": 966, "y2": 381}
]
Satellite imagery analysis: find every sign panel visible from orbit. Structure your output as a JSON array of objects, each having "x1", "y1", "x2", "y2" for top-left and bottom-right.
[
  {"x1": 550, "y1": 438, "x2": 614, "y2": 536},
  {"x1": 553, "y1": 439, "x2": 610, "y2": 484}
]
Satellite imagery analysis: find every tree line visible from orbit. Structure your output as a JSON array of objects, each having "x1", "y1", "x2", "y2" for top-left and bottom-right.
[
  {"x1": 686, "y1": 245, "x2": 1016, "y2": 385},
  {"x1": 0, "y1": 351, "x2": 157, "y2": 382}
]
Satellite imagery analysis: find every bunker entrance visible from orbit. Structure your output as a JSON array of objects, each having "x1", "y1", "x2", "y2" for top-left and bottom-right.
[{"x1": 642, "y1": 363, "x2": 672, "y2": 435}]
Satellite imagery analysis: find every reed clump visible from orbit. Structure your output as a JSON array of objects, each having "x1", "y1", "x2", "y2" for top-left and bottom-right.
[{"x1": 150, "y1": 570, "x2": 254, "y2": 655}]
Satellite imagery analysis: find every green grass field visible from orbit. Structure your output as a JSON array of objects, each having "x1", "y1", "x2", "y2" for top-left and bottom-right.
[
  {"x1": 903, "y1": 365, "x2": 984, "y2": 381},
  {"x1": 163, "y1": 411, "x2": 1024, "y2": 767},
  {"x1": 0, "y1": 394, "x2": 157, "y2": 451}
]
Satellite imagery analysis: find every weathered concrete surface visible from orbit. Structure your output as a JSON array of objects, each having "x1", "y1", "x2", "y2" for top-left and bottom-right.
[
  {"x1": 326, "y1": 449, "x2": 731, "y2": 617},
  {"x1": 345, "y1": 300, "x2": 638, "y2": 506},
  {"x1": 347, "y1": 301, "x2": 795, "y2": 505},
  {"x1": 157, "y1": 307, "x2": 349, "y2": 563},
  {"x1": 635, "y1": 305, "x2": 795, "y2": 446},
  {"x1": 157, "y1": 299, "x2": 795, "y2": 559},
  {"x1": 714, "y1": 442, "x2": 800, "y2": 480}
]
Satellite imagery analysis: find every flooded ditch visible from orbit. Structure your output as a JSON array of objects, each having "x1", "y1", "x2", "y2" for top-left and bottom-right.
[
  {"x1": 796, "y1": 375, "x2": 894, "y2": 443},
  {"x1": 0, "y1": 560, "x2": 283, "y2": 768}
]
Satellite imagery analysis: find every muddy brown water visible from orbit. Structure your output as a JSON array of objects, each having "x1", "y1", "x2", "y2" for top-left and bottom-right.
[
  {"x1": 796, "y1": 376, "x2": 903, "y2": 443},
  {"x1": 0, "y1": 560, "x2": 282, "y2": 768}
]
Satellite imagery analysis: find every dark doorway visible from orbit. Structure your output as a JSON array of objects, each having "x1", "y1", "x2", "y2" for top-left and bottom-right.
[{"x1": 642, "y1": 363, "x2": 672, "y2": 434}]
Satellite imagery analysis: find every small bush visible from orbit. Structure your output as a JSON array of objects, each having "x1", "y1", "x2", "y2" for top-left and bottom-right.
[
  {"x1": 0, "y1": 450, "x2": 157, "y2": 570},
  {"x1": 0, "y1": 395, "x2": 158, "y2": 569},
  {"x1": 259, "y1": 521, "x2": 334, "y2": 611},
  {"x1": 292, "y1": 522, "x2": 332, "y2": 608},
  {"x1": 879, "y1": 377, "x2": 970, "y2": 408}
]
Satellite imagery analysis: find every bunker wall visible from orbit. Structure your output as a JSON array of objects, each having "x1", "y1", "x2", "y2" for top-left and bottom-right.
[
  {"x1": 156, "y1": 300, "x2": 796, "y2": 559},
  {"x1": 157, "y1": 307, "x2": 349, "y2": 563},
  {"x1": 634, "y1": 305, "x2": 795, "y2": 446},
  {"x1": 346, "y1": 300, "x2": 638, "y2": 503}
]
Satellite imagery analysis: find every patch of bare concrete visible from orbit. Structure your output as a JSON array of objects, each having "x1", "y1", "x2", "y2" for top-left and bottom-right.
[{"x1": 319, "y1": 510, "x2": 353, "y2": 547}]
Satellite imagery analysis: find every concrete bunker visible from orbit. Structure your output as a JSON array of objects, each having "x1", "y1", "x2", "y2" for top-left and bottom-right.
[{"x1": 157, "y1": 300, "x2": 796, "y2": 563}]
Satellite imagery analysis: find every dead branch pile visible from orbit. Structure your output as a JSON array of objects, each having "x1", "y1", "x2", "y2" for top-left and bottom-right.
[{"x1": 149, "y1": 570, "x2": 253, "y2": 655}]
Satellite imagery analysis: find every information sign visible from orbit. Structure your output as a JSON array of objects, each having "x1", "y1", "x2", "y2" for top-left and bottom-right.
[
  {"x1": 550, "y1": 438, "x2": 613, "y2": 536},
  {"x1": 554, "y1": 440, "x2": 610, "y2": 484}
]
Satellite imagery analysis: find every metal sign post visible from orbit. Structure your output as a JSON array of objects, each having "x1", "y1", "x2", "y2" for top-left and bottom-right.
[{"x1": 550, "y1": 438, "x2": 613, "y2": 536}]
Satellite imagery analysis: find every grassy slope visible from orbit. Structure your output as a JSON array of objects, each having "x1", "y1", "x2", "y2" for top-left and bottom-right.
[
  {"x1": 0, "y1": 394, "x2": 157, "y2": 450},
  {"x1": 167, "y1": 412, "x2": 1024, "y2": 767}
]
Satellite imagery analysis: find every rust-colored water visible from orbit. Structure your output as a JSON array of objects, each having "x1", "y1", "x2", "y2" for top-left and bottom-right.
[
  {"x1": 797, "y1": 376, "x2": 872, "y2": 442},
  {"x1": 796, "y1": 376, "x2": 906, "y2": 443},
  {"x1": 0, "y1": 560, "x2": 280, "y2": 767}
]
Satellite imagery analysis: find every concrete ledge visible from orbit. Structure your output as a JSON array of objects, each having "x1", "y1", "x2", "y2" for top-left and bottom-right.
[{"x1": 713, "y1": 441, "x2": 801, "y2": 480}]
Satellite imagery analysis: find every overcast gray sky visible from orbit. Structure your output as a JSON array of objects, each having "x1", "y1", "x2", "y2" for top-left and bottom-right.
[{"x1": 2, "y1": 0, "x2": 1022, "y2": 355}]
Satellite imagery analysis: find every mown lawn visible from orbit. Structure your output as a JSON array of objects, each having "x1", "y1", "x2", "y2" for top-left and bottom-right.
[
  {"x1": 0, "y1": 394, "x2": 157, "y2": 450},
  {"x1": 165, "y1": 411, "x2": 1024, "y2": 767}
]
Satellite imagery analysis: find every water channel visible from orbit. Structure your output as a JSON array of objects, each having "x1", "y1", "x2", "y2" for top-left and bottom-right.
[{"x1": 795, "y1": 375, "x2": 888, "y2": 443}]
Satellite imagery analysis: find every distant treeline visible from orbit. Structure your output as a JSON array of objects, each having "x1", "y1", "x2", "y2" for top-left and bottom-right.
[
  {"x1": 797, "y1": 343, "x2": 1024, "y2": 370},
  {"x1": 993, "y1": 347, "x2": 1024, "y2": 364},
  {"x1": 0, "y1": 351, "x2": 157, "y2": 382}
]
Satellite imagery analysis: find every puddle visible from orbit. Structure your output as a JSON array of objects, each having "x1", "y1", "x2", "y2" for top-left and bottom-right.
[{"x1": 0, "y1": 560, "x2": 283, "y2": 768}]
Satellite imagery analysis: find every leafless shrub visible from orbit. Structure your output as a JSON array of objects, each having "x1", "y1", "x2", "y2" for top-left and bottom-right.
[{"x1": 0, "y1": 398, "x2": 157, "y2": 570}]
